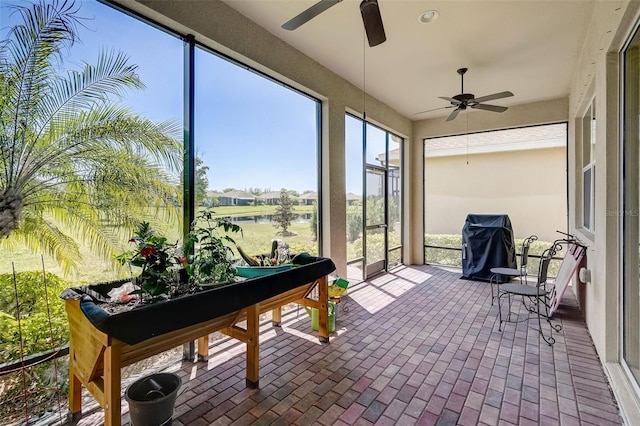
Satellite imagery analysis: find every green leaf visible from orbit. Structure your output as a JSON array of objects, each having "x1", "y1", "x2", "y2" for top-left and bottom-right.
[{"x1": 0, "y1": 1, "x2": 182, "y2": 272}]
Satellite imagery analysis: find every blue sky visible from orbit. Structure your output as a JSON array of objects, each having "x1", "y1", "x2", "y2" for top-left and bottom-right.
[{"x1": 2, "y1": 0, "x2": 320, "y2": 193}]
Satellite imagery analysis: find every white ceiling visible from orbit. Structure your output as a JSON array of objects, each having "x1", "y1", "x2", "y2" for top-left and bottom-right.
[{"x1": 221, "y1": 0, "x2": 596, "y2": 121}]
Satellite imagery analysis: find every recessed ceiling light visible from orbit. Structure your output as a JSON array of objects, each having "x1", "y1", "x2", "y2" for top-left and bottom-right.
[{"x1": 419, "y1": 10, "x2": 439, "y2": 24}]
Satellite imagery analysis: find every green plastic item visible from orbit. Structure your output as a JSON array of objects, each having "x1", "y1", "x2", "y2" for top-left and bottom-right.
[
  {"x1": 333, "y1": 277, "x2": 349, "y2": 289},
  {"x1": 306, "y1": 302, "x2": 336, "y2": 333}
]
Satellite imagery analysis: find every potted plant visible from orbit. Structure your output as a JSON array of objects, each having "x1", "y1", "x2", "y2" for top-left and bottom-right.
[
  {"x1": 184, "y1": 210, "x2": 242, "y2": 287},
  {"x1": 115, "y1": 222, "x2": 184, "y2": 302},
  {"x1": 114, "y1": 211, "x2": 242, "y2": 303}
]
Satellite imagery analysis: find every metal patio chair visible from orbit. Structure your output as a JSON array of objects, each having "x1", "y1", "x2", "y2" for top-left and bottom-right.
[
  {"x1": 490, "y1": 234, "x2": 538, "y2": 305},
  {"x1": 497, "y1": 241, "x2": 563, "y2": 345}
]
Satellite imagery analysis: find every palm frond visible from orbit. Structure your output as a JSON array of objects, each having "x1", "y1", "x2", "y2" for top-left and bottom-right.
[
  {"x1": 21, "y1": 106, "x2": 181, "y2": 185},
  {"x1": 8, "y1": 213, "x2": 81, "y2": 274},
  {"x1": 37, "y1": 49, "x2": 145, "y2": 133},
  {"x1": 1, "y1": 1, "x2": 185, "y2": 273},
  {"x1": 15, "y1": 49, "x2": 146, "y2": 184},
  {"x1": 2, "y1": 1, "x2": 84, "y2": 184}
]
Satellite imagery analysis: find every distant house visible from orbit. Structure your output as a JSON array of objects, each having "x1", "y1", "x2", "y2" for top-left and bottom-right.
[
  {"x1": 205, "y1": 191, "x2": 223, "y2": 207},
  {"x1": 347, "y1": 192, "x2": 362, "y2": 206},
  {"x1": 346, "y1": 193, "x2": 361, "y2": 205},
  {"x1": 218, "y1": 190, "x2": 256, "y2": 206},
  {"x1": 298, "y1": 191, "x2": 317, "y2": 205},
  {"x1": 257, "y1": 191, "x2": 283, "y2": 205}
]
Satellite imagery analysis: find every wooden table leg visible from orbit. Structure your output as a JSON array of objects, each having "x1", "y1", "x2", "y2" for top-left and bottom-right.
[
  {"x1": 197, "y1": 335, "x2": 209, "y2": 361},
  {"x1": 246, "y1": 303, "x2": 260, "y2": 388},
  {"x1": 317, "y1": 276, "x2": 329, "y2": 343},
  {"x1": 68, "y1": 348, "x2": 82, "y2": 421},
  {"x1": 104, "y1": 344, "x2": 122, "y2": 426},
  {"x1": 271, "y1": 307, "x2": 282, "y2": 326}
]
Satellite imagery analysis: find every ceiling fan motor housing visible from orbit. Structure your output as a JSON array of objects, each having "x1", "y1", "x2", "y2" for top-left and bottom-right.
[
  {"x1": 453, "y1": 93, "x2": 475, "y2": 104},
  {"x1": 360, "y1": 0, "x2": 386, "y2": 47}
]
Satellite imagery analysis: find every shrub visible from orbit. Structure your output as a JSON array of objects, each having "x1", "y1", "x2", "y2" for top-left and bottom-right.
[
  {"x1": 346, "y1": 204, "x2": 363, "y2": 243},
  {"x1": 348, "y1": 231, "x2": 401, "y2": 262},
  {"x1": 0, "y1": 272, "x2": 70, "y2": 362},
  {"x1": 424, "y1": 234, "x2": 562, "y2": 276}
]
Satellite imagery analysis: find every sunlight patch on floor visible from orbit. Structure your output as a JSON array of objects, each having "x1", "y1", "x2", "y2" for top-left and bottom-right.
[
  {"x1": 390, "y1": 266, "x2": 434, "y2": 283},
  {"x1": 348, "y1": 285, "x2": 397, "y2": 314},
  {"x1": 347, "y1": 267, "x2": 435, "y2": 313},
  {"x1": 207, "y1": 345, "x2": 244, "y2": 369},
  {"x1": 203, "y1": 312, "x2": 322, "y2": 370},
  {"x1": 375, "y1": 277, "x2": 416, "y2": 297},
  {"x1": 280, "y1": 326, "x2": 326, "y2": 344}
]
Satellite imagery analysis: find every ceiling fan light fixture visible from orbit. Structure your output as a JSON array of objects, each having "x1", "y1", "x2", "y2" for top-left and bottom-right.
[
  {"x1": 419, "y1": 10, "x2": 439, "y2": 24},
  {"x1": 416, "y1": 68, "x2": 513, "y2": 121},
  {"x1": 360, "y1": 0, "x2": 386, "y2": 47}
]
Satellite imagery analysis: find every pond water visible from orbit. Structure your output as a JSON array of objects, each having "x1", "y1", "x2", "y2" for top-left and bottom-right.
[{"x1": 228, "y1": 214, "x2": 311, "y2": 224}]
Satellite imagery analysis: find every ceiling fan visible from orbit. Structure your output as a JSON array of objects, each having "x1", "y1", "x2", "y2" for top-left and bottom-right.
[
  {"x1": 416, "y1": 68, "x2": 514, "y2": 121},
  {"x1": 282, "y1": 0, "x2": 387, "y2": 47}
]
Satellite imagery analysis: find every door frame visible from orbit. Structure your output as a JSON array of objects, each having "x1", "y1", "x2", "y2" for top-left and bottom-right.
[{"x1": 364, "y1": 163, "x2": 388, "y2": 278}]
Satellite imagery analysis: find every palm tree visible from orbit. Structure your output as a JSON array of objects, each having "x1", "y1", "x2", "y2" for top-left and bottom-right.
[{"x1": 0, "y1": 0, "x2": 182, "y2": 273}]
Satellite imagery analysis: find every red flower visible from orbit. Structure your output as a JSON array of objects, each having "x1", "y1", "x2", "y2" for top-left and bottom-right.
[{"x1": 140, "y1": 247, "x2": 156, "y2": 257}]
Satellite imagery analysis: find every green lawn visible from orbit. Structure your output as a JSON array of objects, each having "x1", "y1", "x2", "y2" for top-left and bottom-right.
[{"x1": 1, "y1": 206, "x2": 318, "y2": 285}]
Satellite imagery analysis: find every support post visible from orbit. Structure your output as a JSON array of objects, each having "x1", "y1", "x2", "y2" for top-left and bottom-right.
[
  {"x1": 197, "y1": 335, "x2": 209, "y2": 361},
  {"x1": 271, "y1": 307, "x2": 282, "y2": 326},
  {"x1": 317, "y1": 276, "x2": 329, "y2": 343},
  {"x1": 182, "y1": 34, "x2": 197, "y2": 363},
  {"x1": 68, "y1": 348, "x2": 82, "y2": 421},
  {"x1": 246, "y1": 303, "x2": 260, "y2": 388},
  {"x1": 103, "y1": 344, "x2": 122, "y2": 426}
]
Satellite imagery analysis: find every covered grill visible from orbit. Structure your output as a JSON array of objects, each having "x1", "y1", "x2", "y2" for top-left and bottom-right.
[{"x1": 462, "y1": 214, "x2": 517, "y2": 282}]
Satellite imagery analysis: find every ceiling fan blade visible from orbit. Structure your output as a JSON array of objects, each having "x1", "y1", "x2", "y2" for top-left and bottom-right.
[
  {"x1": 413, "y1": 106, "x2": 455, "y2": 115},
  {"x1": 282, "y1": 0, "x2": 343, "y2": 31},
  {"x1": 360, "y1": 0, "x2": 386, "y2": 47},
  {"x1": 471, "y1": 103, "x2": 508, "y2": 113},
  {"x1": 438, "y1": 96, "x2": 461, "y2": 105},
  {"x1": 472, "y1": 91, "x2": 514, "y2": 104},
  {"x1": 446, "y1": 108, "x2": 461, "y2": 122}
]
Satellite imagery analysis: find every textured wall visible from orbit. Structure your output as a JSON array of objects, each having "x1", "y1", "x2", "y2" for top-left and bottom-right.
[{"x1": 425, "y1": 147, "x2": 567, "y2": 243}]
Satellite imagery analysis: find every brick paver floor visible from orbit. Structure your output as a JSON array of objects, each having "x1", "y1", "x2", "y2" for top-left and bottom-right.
[{"x1": 72, "y1": 265, "x2": 622, "y2": 425}]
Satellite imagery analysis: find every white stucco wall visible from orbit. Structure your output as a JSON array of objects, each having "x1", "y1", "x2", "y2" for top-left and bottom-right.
[
  {"x1": 567, "y1": 1, "x2": 640, "y2": 422},
  {"x1": 425, "y1": 147, "x2": 567, "y2": 243}
]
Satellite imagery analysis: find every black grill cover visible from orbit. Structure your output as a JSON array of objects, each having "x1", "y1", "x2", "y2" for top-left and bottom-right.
[{"x1": 461, "y1": 214, "x2": 517, "y2": 282}]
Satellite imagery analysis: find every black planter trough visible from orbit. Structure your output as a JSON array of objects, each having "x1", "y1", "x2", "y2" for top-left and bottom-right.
[{"x1": 61, "y1": 254, "x2": 336, "y2": 426}]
